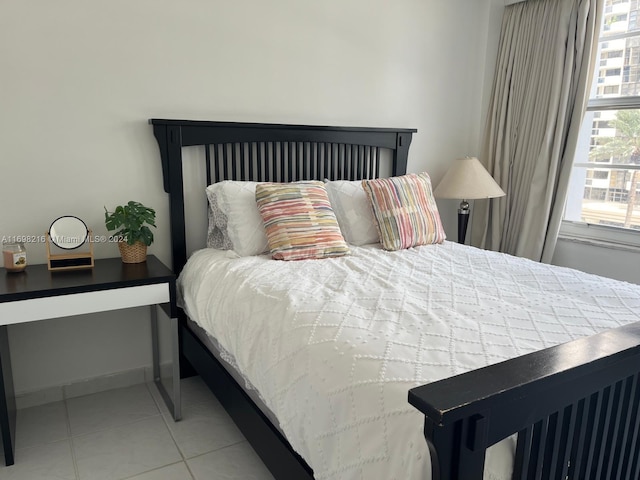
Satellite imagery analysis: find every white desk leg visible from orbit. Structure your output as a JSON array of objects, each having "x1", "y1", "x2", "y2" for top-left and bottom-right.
[{"x1": 151, "y1": 305, "x2": 181, "y2": 420}]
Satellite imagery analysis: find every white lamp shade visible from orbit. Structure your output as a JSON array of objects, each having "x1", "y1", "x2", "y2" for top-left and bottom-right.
[{"x1": 433, "y1": 157, "x2": 506, "y2": 200}]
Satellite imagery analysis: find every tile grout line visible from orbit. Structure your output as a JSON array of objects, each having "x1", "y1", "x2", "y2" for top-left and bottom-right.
[
  {"x1": 67, "y1": 407, "x2": 181, "y2": 479},
  {"x1": 145, "y1": 380, "x2": 249, "y2": 480},
  {"x1": 119, "y1": 460, "x2": 193, "y2": 480},
  {"x1": 183, "y1": 439, "x2": 248, "y2": 462},
  {"x1": 12, "y1": 406, "x2": 72, "y2": 452},
  {"x1": 8, "y1": 380, "x2": 257, "y2": 480},
  {"x1": 183, "y1": 460, "x2": 198, "y2": 480},
  {"x1": 66, "y1": 382, "x2": 164, "y2": 441},
  {"x1": 63, "y1": 397, "x2": 81, "y2": 480},
  {"x1": 144, "y1": 382, "x2": 197, "y2": 479}
]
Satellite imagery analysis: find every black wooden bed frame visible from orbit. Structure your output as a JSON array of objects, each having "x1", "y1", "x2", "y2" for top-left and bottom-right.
[{"x1": 150, "y1": 118, "x2": 640, "y2": 480}]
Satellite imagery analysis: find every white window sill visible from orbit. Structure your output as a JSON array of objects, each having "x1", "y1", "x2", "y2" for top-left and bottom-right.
[{"x1": 559, "y1": 221, "x2": 640, "y2": 253}]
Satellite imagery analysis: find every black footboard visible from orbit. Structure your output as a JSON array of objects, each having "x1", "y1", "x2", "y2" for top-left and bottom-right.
[{"x1": 409, "y1": 321, "x2": 640, "y2": 480}]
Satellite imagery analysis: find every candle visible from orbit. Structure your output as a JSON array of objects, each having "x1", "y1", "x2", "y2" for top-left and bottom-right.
[{"x1": 2, "y1": 242, "x2": 27, "y2": 272}]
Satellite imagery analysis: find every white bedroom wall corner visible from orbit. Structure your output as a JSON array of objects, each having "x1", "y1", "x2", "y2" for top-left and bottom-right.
[
  {"x1": 479, "y1": 0, "x2": 507, "y2": 145},
  {"x1": 431, "y1": 0, "x2": 505, "y2": 242},
  {"x1": 467, "y1": 0, "x2": 506, "y2": 155}
]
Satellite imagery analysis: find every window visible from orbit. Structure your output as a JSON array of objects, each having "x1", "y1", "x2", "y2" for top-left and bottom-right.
[
  {"x1": 603, "y1": 49, "x2": 624, "y2": 59},
  {"x1": 630, "y1": 11, "x2": 639, "y2": 30},
  {"x1": 564, "y1": 0, "x2": 640, "y2": 243},
  {"x1": 597, "y1": 85, "x2": 621, "y2": 95}
]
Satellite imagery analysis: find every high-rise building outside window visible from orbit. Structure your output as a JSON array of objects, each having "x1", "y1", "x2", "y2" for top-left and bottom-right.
[{"x1": 565, "y1": 0, "x2": 640, "y2": 233}]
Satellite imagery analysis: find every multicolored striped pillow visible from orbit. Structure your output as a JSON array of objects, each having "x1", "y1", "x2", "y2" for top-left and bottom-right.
[
  {"x1": 255, "y1": 181, "x2": 350, "y2": 261},
  {"x1": 362, "y1": 173, "x2": 446, "y2": 250}
]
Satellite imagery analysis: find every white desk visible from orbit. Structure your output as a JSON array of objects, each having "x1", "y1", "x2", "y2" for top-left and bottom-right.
[{"x1": 0, "y1": 256, "x2": 180, "y2": 466}]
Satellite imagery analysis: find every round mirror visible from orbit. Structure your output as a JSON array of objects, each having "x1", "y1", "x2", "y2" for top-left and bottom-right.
[{"x1": 49, "y1": 216, "x2": 89, "y2": 250}]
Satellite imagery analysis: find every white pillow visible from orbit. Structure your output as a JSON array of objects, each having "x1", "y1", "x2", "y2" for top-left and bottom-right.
[
  {"x1": 206, "y1": 181, "x2": 269, "y2": 256},
  {"x1": 324, "y1": 180, "x2": 379, "y2": 246}
]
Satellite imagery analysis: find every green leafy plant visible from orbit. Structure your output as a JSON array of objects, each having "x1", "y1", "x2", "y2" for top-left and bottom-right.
[{"x1": 104, "y1": 201, "x2": 156, "y2": 246}]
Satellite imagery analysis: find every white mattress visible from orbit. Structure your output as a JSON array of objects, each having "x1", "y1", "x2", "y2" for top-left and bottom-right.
[{"x1": 178, "y1": 241, "x2": 640, "y2": 480}]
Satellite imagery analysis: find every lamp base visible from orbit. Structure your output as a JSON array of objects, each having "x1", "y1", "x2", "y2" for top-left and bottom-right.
[{"x1": 458, "y1": 200, "x2": 469, "y2": 244}]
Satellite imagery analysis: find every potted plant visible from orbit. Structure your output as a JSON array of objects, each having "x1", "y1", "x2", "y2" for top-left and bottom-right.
[{"x1": 104, "y1": 201, "x2": 156, "y2": 263}]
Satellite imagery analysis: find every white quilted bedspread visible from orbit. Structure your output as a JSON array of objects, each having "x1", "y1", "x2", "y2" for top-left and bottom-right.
[{"x1": 178, "y1": 242, "x2": 640, "y2": 480}]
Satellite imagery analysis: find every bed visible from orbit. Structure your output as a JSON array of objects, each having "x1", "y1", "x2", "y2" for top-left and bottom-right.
[{"x1": 150, "y1": 119, "x2": 640, "y2": 480}]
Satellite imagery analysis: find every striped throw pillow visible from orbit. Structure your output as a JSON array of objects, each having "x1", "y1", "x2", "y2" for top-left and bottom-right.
[
  {"x1": 362, "y1": 173, "x2": 446, "y2": 250},
  {"x1": 255, "y1": 181, "x2": 350, "y2": 261}
]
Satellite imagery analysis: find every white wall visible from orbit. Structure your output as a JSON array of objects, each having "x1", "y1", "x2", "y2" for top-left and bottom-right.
[
  {"x1": 1, "y1": 0, "x2": 503, "y2": 395},
  {"x1": 552, "y1": 239, "x2": 640, "y2": 284}
]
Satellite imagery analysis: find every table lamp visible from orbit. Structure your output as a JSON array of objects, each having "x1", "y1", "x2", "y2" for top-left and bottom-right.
[{"x1": 433, "y1": 157, "x2": 506, "y2": 244}]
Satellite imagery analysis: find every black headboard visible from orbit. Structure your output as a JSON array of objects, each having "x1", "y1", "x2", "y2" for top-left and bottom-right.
[{"x1": 149, "y1": 119, "x2": 417, "y2": 274}]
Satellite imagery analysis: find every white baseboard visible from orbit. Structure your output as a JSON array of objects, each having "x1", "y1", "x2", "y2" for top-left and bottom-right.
[{"x1": 15, "y1": 366, "x2": 155, "y2": 409}]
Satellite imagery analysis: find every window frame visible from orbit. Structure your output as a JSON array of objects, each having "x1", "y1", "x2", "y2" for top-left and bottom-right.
[
  {"x1": 561, "y1": 101, "x2": 640, "y2": 247},
  {"x1": 560, "y1": 3, "x2": 640, "y2": 248},
  {"x1": 560, "y1": 221, "x2": 640, "y2": 251}
]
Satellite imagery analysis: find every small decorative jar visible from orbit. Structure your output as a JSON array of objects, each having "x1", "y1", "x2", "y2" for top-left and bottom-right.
[{"x1": 2, "y1": 241, "x2": 27, "y2": 272}]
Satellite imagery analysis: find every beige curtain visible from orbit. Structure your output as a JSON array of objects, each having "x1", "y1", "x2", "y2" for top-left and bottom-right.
[{"x1": 471, "y1": 0, "x2": 603, "y2": 262}]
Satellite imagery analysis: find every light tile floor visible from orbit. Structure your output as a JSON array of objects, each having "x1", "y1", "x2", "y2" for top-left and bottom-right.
[{"x1": 0, "y1": 377, "x2": 275, "y2": 480}]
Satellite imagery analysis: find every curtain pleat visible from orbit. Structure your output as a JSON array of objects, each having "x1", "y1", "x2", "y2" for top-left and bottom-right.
[{"x1": 471, "y1": 0, "x2": 603, "y2": 262}]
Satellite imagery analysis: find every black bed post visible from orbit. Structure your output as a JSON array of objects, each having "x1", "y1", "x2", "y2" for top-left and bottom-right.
[
  {"x1": 392, "y1": 132, "x2": 413, "y2": 177},
  {"x1": 166, "y1": 126, "x2": 188, "y2": 275},
  {"x1": 152, "y1": 124, "x2": 188, "y2": 275},
  {"x1": 152, "y1": 122, "x2": 197, "y2": 378},
  {"x1": 423, "y1": 415, "x2": 487, "y2": 480}
]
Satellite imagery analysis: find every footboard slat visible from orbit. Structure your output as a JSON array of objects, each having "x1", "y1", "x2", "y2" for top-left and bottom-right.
[
  {"x1": 408, "y1": 322, "x2": 640, "y2": 480},
  {"x1": 576, "y1": 393, "x2": 600, "y2": 479},
  {"x1": 555, "y1": 404, "x2": 576, "y2": 480},
  {"x1": 528, "y1": 418, "x2": 546, "y2": 479},
  {"x1": 623, "y1": 376, "x2": 640, "y2": 479},
  {"x1": 633, "y1": 444, "x2": 640, "y2": 480},
  {"x1": 513, "y1": 425, "x2": 532, "y2": 480},
  {"x1": 569, "y1": 396, "x2": 589, "y2": 479},
  {"x1": 594, "y1": 385, "x2": 615, "y2": 479},
  {"x1": 619, "y1": 375, "x2": 638, "y2": 476},
  {"x1": 606, "y1": 377, "x2": 631, "y2": 479},
  {"x1": 542, "y1": 409, "x2": 563, "y2": 479}
]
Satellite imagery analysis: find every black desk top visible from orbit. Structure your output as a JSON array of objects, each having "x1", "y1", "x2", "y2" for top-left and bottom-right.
[{"x1": 0, "y1": 255, "x2": 175, "y2": 303}]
